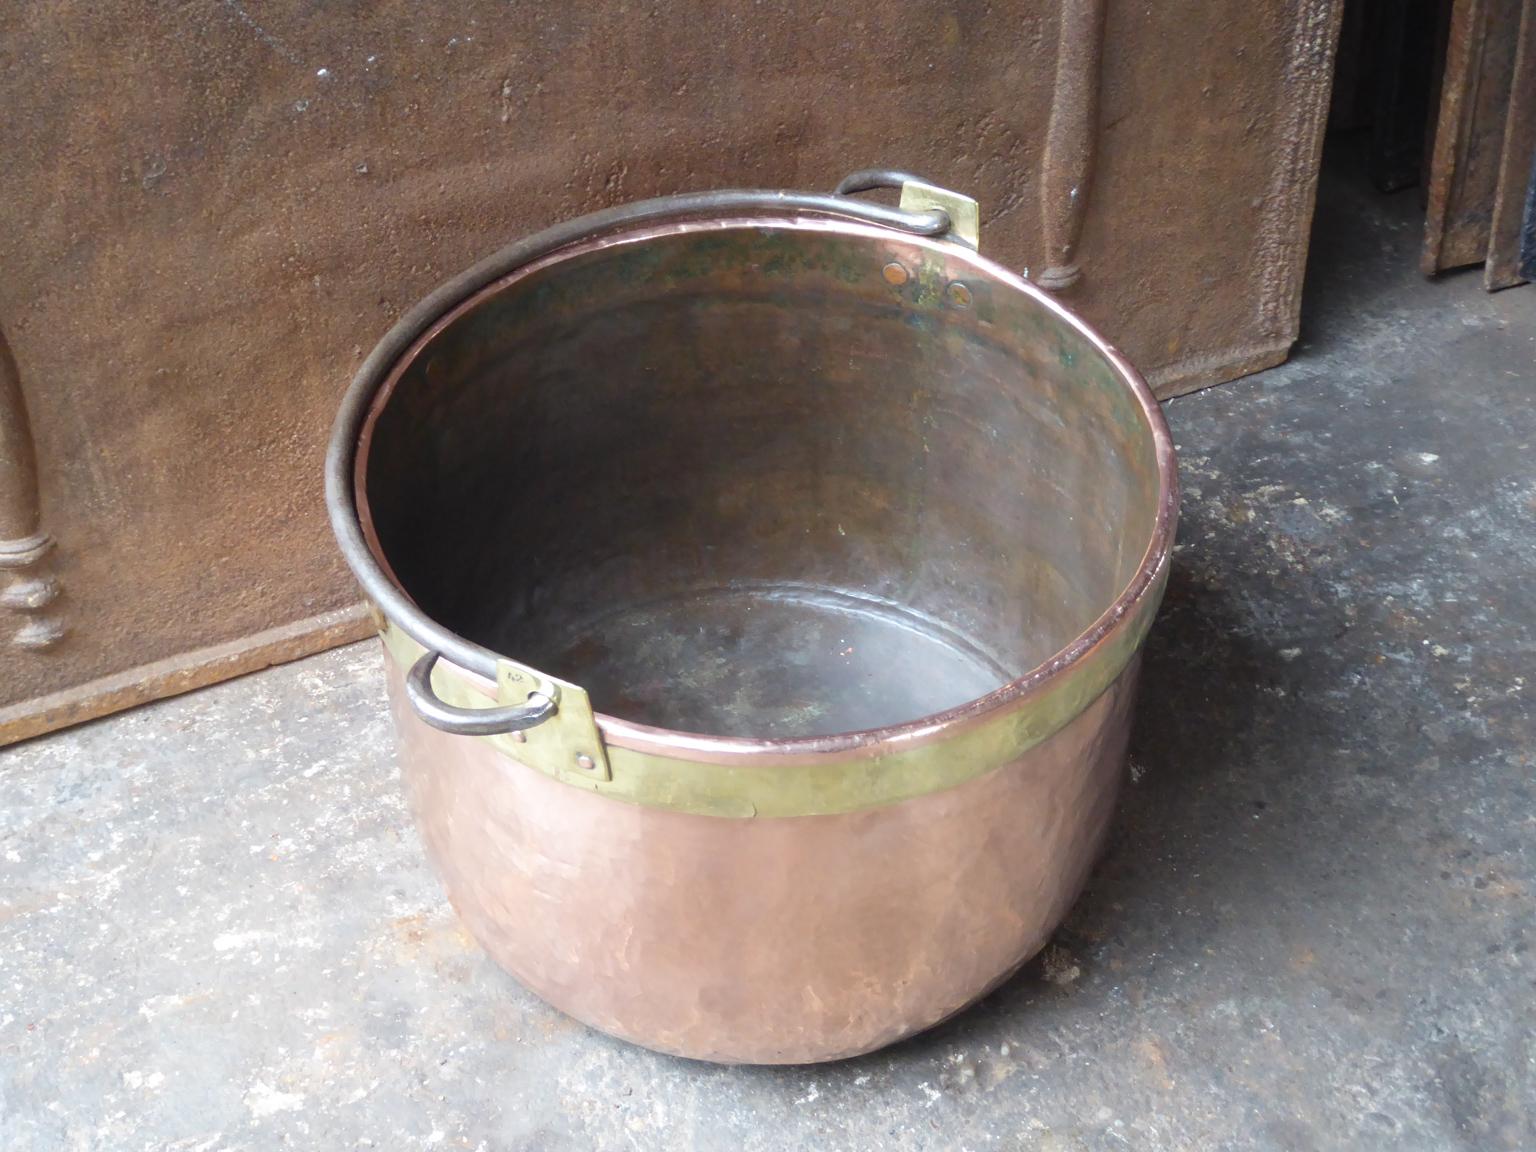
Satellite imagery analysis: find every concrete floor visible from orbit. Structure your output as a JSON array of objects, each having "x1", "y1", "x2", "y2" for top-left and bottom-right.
[{"x1": 3, "y1": 150, "x2": 1533, "y2": 1151}]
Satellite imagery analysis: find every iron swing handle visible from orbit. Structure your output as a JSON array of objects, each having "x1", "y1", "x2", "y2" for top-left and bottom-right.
[
  {"x1": 833, "y1": 169, "x2": 982, "y2": 250},
  {"x1": 404, "y1": 650, "x2": 557, "y2": 736}
]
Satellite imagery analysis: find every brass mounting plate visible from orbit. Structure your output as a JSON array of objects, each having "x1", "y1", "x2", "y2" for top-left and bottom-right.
[
  {"x1": 379, "y1": 620, "x2": 612, "y2": 785},
  {"x1": 899, "y1": 179, "x2": 981, "y2": 250},
  {"x1": 492, "y1": 660, "x2": 611, "y2": 783}
]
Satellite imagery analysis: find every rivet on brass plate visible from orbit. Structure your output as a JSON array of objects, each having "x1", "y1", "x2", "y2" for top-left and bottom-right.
[
  {"x1": 575, "y1": 753, "x2": 596, "y2": 772},
  {"x1": 946, "y1": 281, "x2": 973, "y2": 308},
  {"x1": 882, "y1": 262, "x2": 909, "y2": 286}
]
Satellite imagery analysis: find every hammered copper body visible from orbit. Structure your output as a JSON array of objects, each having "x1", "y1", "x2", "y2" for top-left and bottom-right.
[
  {"x1": 387, "y1": 656, "x2": 1137, "y2": 1063},
  {"x1": 330, "y1": 189, "x2": 1177, "y2": 1064}
]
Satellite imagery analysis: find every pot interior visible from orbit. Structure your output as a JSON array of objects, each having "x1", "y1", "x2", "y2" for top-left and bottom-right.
[{"x1": 359, "y1": 221, "x2": 1163, "y2": 739}]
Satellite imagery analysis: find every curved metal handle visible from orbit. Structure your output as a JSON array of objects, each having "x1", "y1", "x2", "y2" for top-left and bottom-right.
[
  {"x1": 405, "y1": 650, "x2": 557, "y2": 735},
  {"x1": 834, "y1": 168, "x2": 931, "y2": 197},
  {"x1": 834, "y1": 169, "x2": 980, "y2": 251}
]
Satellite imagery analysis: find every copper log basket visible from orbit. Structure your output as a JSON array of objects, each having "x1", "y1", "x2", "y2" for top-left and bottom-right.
[{"x1": 326, "y1": 171, "x2": 1178, "y2": 1064}]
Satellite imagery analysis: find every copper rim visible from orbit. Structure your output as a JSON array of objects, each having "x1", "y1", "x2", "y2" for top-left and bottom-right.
[{"x1": 334, "y1": 204, "x2": 1178, "y2": 764}]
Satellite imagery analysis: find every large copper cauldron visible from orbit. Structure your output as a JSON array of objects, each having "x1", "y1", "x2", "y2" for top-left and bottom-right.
[{"x1": 327, "y1": 171, "x2": 1177, "y2": 1064}]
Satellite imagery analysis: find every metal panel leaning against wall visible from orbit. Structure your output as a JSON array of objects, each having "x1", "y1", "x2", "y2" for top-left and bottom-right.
[{"x1": 0, "y1": 0, "x2": 1343, "y2": 742}]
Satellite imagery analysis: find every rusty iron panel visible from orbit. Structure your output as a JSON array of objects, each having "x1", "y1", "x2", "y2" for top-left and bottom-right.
[
  {"x1": 0, "y1": 0, "x2": 1342, "y2": 742},
  {"x1": 1422, "y1": 0, "x2": 1526, "y2": 273},
  {"x1": 1485, "y1": 0, "x2": 1536, "y2": 289},
  {"x1": 1525, "y1": 167, "x2": 1536, "y2": 278}
]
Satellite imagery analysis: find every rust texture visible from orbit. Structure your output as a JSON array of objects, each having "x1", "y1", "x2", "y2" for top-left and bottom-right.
[
  {"x1": 1484, "y1": 0, "x2": 1536, "y2": 289},
  {"x1": 1037, "y1": 0, "x2": 1106, "y2": 291},
  {"x1": 0, "y1": 604, "x2": 371, "y2": 744},
  {"x1": 1422, "y1": 0, "x2": 1527, "y2": 274},
  {"x1": 0, "y1": 1, "x2": 1339, "y2": 740}
]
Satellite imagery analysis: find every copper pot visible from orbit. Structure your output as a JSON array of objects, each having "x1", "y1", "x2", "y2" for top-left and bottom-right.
[{"x1": 327, "y1": 171, "x2": 1177, "y2": 1064}]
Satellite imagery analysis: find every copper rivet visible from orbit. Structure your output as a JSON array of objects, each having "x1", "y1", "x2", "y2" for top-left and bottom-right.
[
  {"x1": 511, "y1": 730, "x2": 527, "y2": 743},
  {"x1": 946, "y1": 281, "x2": 973, "y2": 307},
  {"x1": 882, "y1": 262, "x2": 909, "y2": 286},
  {"x1": 575, "y1": 753, "x2": 596, "y2": 771}
]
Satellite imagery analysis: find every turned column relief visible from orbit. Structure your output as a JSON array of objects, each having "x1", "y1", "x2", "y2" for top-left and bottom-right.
[{"x1": 0, "y1": 326, "x2": 64, "y2": 651}]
